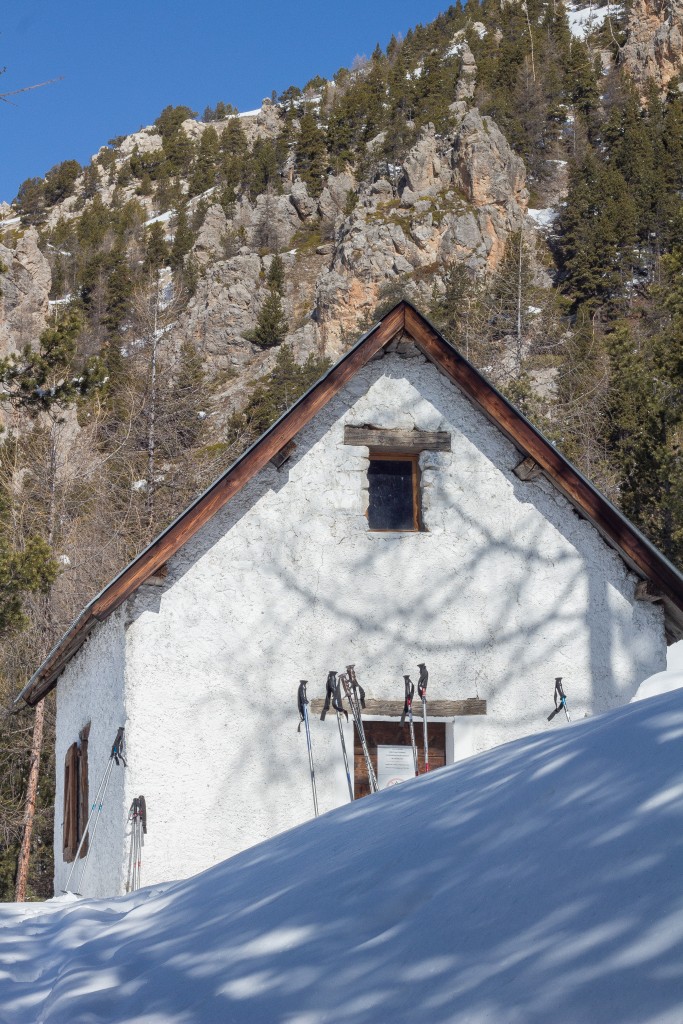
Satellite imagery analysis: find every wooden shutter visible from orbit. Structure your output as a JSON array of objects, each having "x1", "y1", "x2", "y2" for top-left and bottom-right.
[
  {"x1": 78, "y1": 724, "x2": 90, "y2": 858},
  {"x1": 62, "y1": 742, "x2": 79, "y2": 861}
]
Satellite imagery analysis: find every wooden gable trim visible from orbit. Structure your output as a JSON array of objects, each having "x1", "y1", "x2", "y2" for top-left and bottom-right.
[
  {"x1": 403, "y1": 304, "x2": 683, "y2": 628},
  {"x1": 17, "y1": 306, "x2": 406, "y2": 707},
  {"x1": 16, "y1": 300, "x2": 683, "y2": 707}
]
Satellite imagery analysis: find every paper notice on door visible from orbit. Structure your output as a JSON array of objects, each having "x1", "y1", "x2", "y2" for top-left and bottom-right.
[{"x1": 376, "y1": 744, "x2": 416, "y2": 789}]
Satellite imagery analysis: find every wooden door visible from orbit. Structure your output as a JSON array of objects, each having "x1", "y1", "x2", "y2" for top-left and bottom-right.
[{"x1": 353, "y1": 720, "x2": 446, "y2": 799}]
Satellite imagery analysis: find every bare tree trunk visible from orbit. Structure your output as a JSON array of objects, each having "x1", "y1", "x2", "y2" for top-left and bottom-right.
[
  {"x1": 516, "y1": 231, "x2": 524, "y2": 374},
  {"x1": 15, "y1": 419, "x2": 58, "y2": 902},
  {"x1": 522, "y1": 3, "x2": 536, "y2": 83},
  {"x1": 14, "y1": 700, "x2": 46, "y2": 901}
]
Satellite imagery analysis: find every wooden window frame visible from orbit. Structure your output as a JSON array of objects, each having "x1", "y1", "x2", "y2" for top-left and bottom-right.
[{"x1": 367, "y1": 451, "x2": 422, "y2": 533}]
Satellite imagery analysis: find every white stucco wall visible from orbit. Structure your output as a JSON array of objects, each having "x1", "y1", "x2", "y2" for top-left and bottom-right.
[
  {"x1": 110, "y1": 346, "x2": 665, "y2": 890},
  {"x1": 53, "y1": 609, "x2": 127, "y2": 897}
]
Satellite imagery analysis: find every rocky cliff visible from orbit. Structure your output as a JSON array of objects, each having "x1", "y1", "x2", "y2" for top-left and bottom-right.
[{"x1": 624, "y1": 0, "x2": 683, "y2": 96}]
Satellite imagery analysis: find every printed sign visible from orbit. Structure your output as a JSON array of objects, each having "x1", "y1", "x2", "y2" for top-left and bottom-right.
[{"x1": 377, "y1": 745, "x2": 416, "y2": 789}]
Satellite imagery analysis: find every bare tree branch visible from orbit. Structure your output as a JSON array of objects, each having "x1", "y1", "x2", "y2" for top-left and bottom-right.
[{"x1": 0, "y1": 77, "x2": 63, "y2": 106}]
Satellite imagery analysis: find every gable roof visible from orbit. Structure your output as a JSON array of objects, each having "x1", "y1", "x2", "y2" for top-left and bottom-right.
[{"x1": 16, "y1": 301, "x2": 683, "y2": 707}]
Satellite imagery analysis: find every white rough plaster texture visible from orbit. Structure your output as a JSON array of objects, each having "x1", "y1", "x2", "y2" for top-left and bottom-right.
[
  {"x1": 53, "y1": 609, "x2": 127, "y2": 897},
  {"x1": 55, "y1": 347, "x2": 666, "y2": 894}
]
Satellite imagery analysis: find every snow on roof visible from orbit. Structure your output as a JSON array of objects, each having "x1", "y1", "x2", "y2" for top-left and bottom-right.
[
  {"x1": 3, "y1": 690, "x2": 683, "y2": 1022},
  {"x1": 566, "y1": 2, "x2": 623, "y2": 41}
]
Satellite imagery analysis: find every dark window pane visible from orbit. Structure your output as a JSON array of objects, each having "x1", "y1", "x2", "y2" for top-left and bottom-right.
[{"x1": 368, "y1": 459, "x2": 416, "y2": 530}]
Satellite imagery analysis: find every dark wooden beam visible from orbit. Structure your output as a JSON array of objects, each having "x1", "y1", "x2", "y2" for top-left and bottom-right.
[
  {"x1": 90, "y1": 305, "x2": 406, "y2": 622},
  {"x1": 270, "y1": 440, "x2": 297, "y2": 469},
  {"x1": 404, "y1": 304, "x2": 683, "y2": 614},
  {"x1": 513, "y1": 456, "x2": 543, "y2": 481},
  {"x1": 636, "y1": 580, "x2": 664, "y2": 603},
  {"x1": 344, "y1": 426, "x2": 451, "y2": 452},
  {"x1": 310, "y1": 697, "x2": 486, "y2": 717}
]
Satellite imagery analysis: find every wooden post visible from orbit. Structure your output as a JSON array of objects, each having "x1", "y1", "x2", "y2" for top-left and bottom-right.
[{"x1": 15, "y1": 701, "x2": 45, "y2": 902}]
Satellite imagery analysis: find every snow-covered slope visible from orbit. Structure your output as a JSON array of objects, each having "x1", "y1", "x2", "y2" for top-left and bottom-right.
[{"x1": 3, "y1": 692, "x2": 683, "y2": 1023}]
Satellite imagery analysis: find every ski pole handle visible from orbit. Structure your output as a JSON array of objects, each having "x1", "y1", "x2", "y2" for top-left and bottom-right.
[{"x1": 417, "y1": 663, "x2": 428, "y2": 699}]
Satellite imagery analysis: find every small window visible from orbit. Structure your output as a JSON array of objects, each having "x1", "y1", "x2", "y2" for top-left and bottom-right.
[
  {"x1": 367, "y1": 454, "x2": 420, "y2": 531},
  {"x1": 63, "y1": 724, "x2": 89, "y2": 862}
]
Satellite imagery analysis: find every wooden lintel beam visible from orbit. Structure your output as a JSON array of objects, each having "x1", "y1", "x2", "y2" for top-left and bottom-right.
[
  {"x1": 310, "y1": 697, "x2": 486, "y2": 717},
  {"x1": 344, "y1": 426, "x2": 451, "y2": 452}
]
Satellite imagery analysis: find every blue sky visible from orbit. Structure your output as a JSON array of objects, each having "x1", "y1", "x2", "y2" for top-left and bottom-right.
[{"x1": 2, "y1": 0, "x2": 450, "y2": 204}]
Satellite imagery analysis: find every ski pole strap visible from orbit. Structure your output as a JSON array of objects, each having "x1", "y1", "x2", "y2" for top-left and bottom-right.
[
  {"x1": 111, "y1": 727, "x2": 127, "y2": 767},
  {"x1": 346, "y1": 665, "x2": 366, "y2": 708},
  {"x1": 138, "y1": 794, "x2": 147, "y2": 833},
  {"x1": 417, "y1": 663, "x2": 428, "y2": 699},
  {"x1": 321, "y1": 671, "x2": 337, "y2": 721},
  {"x1": 297, "y1": 680, "x2": 309, "y2": 732},
  {"x1": 401, "y1": 675, "x2": 414, "y2": 724},
  {"x1": 332, "y1": 676, "x2": 348, "y2": 719}
]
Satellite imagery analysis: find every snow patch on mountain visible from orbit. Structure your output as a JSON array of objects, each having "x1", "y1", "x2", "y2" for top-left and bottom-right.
[{"x1": 566, "y1": 2, "x2": 624, "y2": 40}]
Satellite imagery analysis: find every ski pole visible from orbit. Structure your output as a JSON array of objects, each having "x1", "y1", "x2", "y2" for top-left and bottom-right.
[
  {"x1": 297, "y1": 681, "x2": 319, "y2": 817},
  {"x1": 321, "y1": 671, "x2": 354, "y2": 801},
  {"x1": 401, "y1": 675, "x2": 419, "y2": 776},
  {"x1": 547, "y1": 677, "x2": 571, "y2": 722},
  {"x1": 126, "y1": 795, "x2": 147, "y2": 892},
  {"x1": 64, "y1": 726, "x2": 127, "y2": 895},
  {"x1": 418, "y1": 663, "x2": 429, "y2": 772},
  {"x1": 342, "y1": 666, "x2": 378, "y2": 793}
]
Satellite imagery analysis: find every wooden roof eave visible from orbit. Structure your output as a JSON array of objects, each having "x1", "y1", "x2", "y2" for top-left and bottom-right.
[
  {"x1": 403, "y1": 304, "x2": 683, "y2": 640},
  {"x1": 14, "y1": 305, "x2": 407, "y2": 709},
  {"x1": 15, "y1": 300, "x2": 683, "y2": 708}
]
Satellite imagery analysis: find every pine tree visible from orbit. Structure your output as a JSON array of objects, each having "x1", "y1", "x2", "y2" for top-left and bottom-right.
[
  {"x1": 14, "y1": 177, "x2": 46, "y2": 226},
  {"x1": 554, "y1": 306, "x2": 611, "y2": 481},
  {"x1": 231, "y1": 345, "x2": 330, "y2": 439},
  {"x1": 558, "y1": 155, "x2": 637, "y2": 307},
  {"x1": 102, "y1": 250, "x2": 133, "y2": 333},
  {"x1": 144, "y1": 222, "x2": 170, "y2": 273},
  {"x1": 295, "y1": 110, "x2": 327, "y2": 197},
  {"x1": 190, "y1": 125, "x2": 220, "y2": 196},
  {"x1": 170, "y1": 206, "x2": 195, "y2": 269},
  {"x1": 248, "y1": 288, "x2": 289, "y2": 349},
  {"x1": 171, "y1": 341, "x2": 207, "y2": 451}
]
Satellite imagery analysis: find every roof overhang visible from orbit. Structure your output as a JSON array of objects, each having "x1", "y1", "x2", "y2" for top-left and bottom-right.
[{"x1": 16, "y1": 301, "x2": 683, "y2": 708}]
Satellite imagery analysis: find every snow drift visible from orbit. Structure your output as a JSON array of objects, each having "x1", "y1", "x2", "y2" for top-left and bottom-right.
[{"x1": 2, "y1": 691, "x2": 683, "y2": 1023}]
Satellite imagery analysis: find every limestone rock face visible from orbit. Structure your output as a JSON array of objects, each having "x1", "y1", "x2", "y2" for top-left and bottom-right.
[
  {"x1": 193, "y1": 205, "x2": 229, "y2": 266},
  {"x1": 315, "y1": 111, "x2": 527, "y2": 345},
  {"x1": 290, "y1": 181, "x2": 317, "y2": 220},
  {"x1": 179, "y1": 253, "x2": 264, "y2": 371},
  {"x1": 0, "y1": 228, "x2": 51, "y2": 356},
  {"x1": 624, "y1": 0, "x2": 683, "y2": 95},
  {"x1": 2, "y1": 87, "x2": 529, "y2": 396},
  {"x1": 119, "y1": 130, "x2": 163, "y2": 157},
  {"x1": 402, "y1": 128, "x2": 444, "y2": 198}
]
